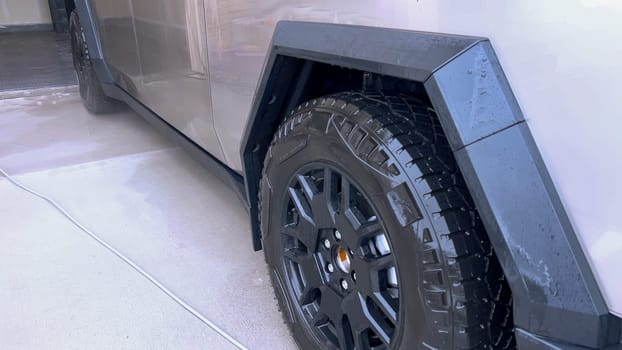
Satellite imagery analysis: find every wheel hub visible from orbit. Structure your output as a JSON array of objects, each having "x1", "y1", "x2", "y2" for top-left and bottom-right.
[{"x1": 333, "y1": 245, "x2": 351, "y2": 274}]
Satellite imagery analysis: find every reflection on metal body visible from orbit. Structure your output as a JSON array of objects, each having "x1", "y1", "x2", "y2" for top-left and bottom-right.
[
  {"x1": 93, "y1": 0, "x2": 223, "y2": 160},
  {"x1": 88, "y1": 0, "x2": 622, "y2": 319},
  {"x1": 91, "y1": 0, "x2": 439, "y2": 168}
]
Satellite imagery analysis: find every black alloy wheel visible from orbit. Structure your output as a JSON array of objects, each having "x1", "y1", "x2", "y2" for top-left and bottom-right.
[
  {"x1": 282, "y1": 164, "x2": 400, "y2": 349},
  {"x1": 69, "y1": 10, "x2": 117, "y2": 114},
  {"x1": 69, "y1": 11, "x2": 88, "y2": 99},
  {"x1": 260, "y1": 92, "x2": 515, "y2": 349}
]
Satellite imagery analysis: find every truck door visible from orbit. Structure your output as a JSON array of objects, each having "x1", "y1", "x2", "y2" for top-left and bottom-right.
[{"x1": 130, "y1": 0, "x2": 225, "y2": 161}]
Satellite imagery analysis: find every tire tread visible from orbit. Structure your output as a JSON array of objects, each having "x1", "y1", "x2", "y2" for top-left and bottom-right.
[{"x1": 261, "y1": 91, "x2": 515, "y2": 349}]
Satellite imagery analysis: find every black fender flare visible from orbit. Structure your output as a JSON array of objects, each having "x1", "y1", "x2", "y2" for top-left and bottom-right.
[
  {"x1": 73, "y1": 0, "x2": 115, "y2": 85},
  {"x1": 240, "y1": 21, "x2": 620, "y2": 348}
]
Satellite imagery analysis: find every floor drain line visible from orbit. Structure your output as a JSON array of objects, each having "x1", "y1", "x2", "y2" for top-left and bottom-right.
[{"x1": 0, "y1": 168, "x2": 248, "y2": 350}]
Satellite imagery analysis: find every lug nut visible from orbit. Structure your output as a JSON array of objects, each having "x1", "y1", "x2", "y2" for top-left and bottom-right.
[
  {"x1": 323, "y1": 239, "x2": 331, "y2": 249},
  {"x1": 341, "y1": 279, "x2": 349, "y2": 290},
  {"x1": 334, "y1": 230, "x2": 342, "y2": 240},
  {"x1": 327, "y1": 263, "x2": 335, "y2": 273},
  {"x1": 352, "y1": 271, "x2": 357, "y2": 281}
]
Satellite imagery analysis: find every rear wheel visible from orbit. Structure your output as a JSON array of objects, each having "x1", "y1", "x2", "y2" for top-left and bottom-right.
[
  {"x1": 260, "y1": 92, "x2": 515, "y2": 349},
  {"x1": 69, "y1": 10, "x2": 117, "y2": 114}
]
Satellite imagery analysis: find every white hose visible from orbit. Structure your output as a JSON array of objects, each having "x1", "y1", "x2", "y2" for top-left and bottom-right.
[{"x1": 0, "y1": 168, "x2": 248, "y2": 350}]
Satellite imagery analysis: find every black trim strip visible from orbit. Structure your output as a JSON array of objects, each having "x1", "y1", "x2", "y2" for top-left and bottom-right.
[{"x1": 100, "y1": 84, "x2": 247, "y2": 209}]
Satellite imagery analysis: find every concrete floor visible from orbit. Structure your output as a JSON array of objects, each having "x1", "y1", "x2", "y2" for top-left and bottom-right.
[
  {"x1": 0, "y1": 32, "x2": 76, "y2": 92},
  {"x1": 0, "y1": 92, "x2": 297, "y2": 349}
]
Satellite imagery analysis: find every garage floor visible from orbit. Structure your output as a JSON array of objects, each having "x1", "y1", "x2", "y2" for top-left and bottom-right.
[
  {"x1": 0, "y1": 31, "x2": 76, "y2": 92},
  {"x1": 0, "y1": 92, "x2": 297, "y2": 349}
]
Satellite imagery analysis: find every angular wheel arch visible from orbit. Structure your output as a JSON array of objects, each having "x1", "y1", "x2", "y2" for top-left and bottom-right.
[{"x1": 240, "y1": 20, "x2": 621, "y2": 348}]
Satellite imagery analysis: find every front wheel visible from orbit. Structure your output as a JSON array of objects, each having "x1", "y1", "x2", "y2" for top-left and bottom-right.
[{"x1": 260, "y1": 92, "x2": 515, "y2": 349}]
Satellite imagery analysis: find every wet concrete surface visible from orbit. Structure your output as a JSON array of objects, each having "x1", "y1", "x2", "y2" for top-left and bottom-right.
[
  {"x1": 0, "y1": 31, "x2": 77, "y2": 92},
  {"x1": 0, "y1": 92, "x2": 297, "y2": 349}
]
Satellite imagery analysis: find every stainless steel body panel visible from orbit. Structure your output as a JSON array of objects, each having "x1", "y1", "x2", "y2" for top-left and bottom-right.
[
  {"x1": 88, "y1": 0, "x2": 622, "y2": 318},
  {"x1": 92, "y1": 0, "x2": 224, "y2": 160},
  {"x1": 92, "y1": 0, "x2": 141, "y2": 87}
]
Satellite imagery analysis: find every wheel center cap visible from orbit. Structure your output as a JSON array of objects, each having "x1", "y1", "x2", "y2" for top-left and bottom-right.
[{"x1": 334, "y1": 246, "x2": 351, "y2": 273}]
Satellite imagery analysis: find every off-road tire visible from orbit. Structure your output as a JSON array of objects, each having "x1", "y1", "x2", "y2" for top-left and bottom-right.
[
  {"x1": 260, "y1": 91, "x2": 515, "y2": 349},
  {"x1": 69, "y1": 10, "x2": 117, "y2": 114}
]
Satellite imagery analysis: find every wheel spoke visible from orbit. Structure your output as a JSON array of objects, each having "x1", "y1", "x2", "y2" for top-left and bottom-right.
[
  {"x1": 357, "y1": 221, "x2": 383, "y2": 241},
  {"x1": 284, "y1": 248, "x2": 324, "y2": 303},
  {"x1": 322, "y1": 167, "x2": 334, "y2": 202},
  {"x1": 283, "y1": 222, "x2": 319, "y2": 252},
  {"x1": 311, "y1": 310, "x2": 328, "y2": 327},
  {"x1": 353, "y1": 332, "x2": 372, "y2": 350},
  {"x1": 369, "y1": 321, "x2": 392, "y2": 347},
  {"x1": 336, "y1": 317, "x2": 354, "y2": 350},
  {"x1": 361, "y1": 301, "x2": 392, "y2": 347},
  {"x1": 307, "y1": 171, "x2": 337, "y2": 228},
  {"x1": 341, "y1": 293, "x2": 367, "y2": 330},
  {"x1": 351, "y1": 253, "x2": 393, "y2": 288},
  {"x1": 369, "y1": 253, "x2": 394, "y2": 271},
  {"x1": 342, "y1": 220, "x2": 382, "y2": 251},
  {"x1": 370, "y1": 291, "x2": 398, "y2": 324},
  {"x1": 288, "y1": 187, "x2": 314, "y2": 226},
  {"x1": 283, "y1": 247, "x2": 307, "y2": 264},
  {"x1": 340, "y1": 175, "x2": 351, "y2": 213},
  {"x1": 298, "y1": 285, "x2": 317, "y2": 305},
  {"x1": 296, "y1": 175, "x2": 316, "y2": 204},
  {"x1": 334, "y1": 212, "x2": 355, "y2": 234},
  {"x1": 343, "y1": 292, "x2": 391, "y2": 347},
  {"x1": 316, "y1": 286, "x2": 344, "y2": 321}
]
